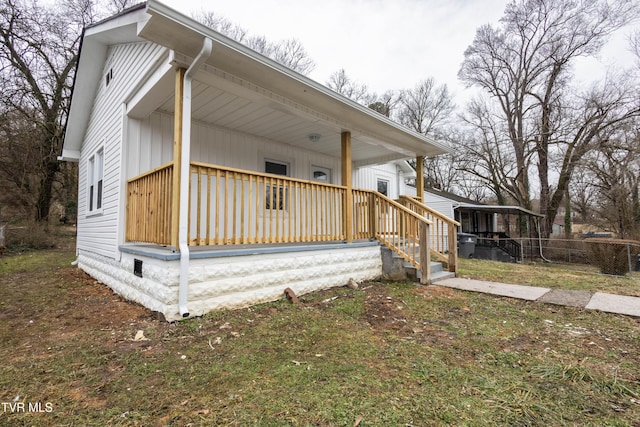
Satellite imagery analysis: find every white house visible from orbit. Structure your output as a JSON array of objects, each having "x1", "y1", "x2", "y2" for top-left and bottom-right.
[{"x1": 60, "y1": 1, "x2": 458, "y2": 321}]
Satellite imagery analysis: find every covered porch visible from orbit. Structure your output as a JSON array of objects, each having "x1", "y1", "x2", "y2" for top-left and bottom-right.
[
  {"x1": 125, "y1": 159, "x2": 459, "y2": 281},
  {"x1": 455, "y1": 203, "x2": 543, "y2": 262}
]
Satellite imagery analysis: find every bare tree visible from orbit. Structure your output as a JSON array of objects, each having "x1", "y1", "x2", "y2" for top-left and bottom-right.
[
  {"x1": 0, "y1": 109, "x2": 41, "y2": 215},
  {"x1": 326, "y1": 69, "x2": 370, "y2": 103},
  {"x1": 106, "y1": 0, "x2": 136, "y2": 14},
  {"x1": 583, "y1": 124, "x2": 640, "y2": 238},
  {"x1": 0, "y1": 0, "x2": 100, "y2": 222},
  {"x1": 267, "y1": 38, "x2": 315, "y2": 75},
  {"x1": 632, "y1": 29, "x2": 640, "y2": 67},
  {"x1": 569, "y1": 166, "x2": 597, "y2": 224},
  {"x1": 193, "y1": 10, "x2": 315, "y2": 75},
  {"x1": 459, "y1": 97, "x2": 521, "y2": 206},
  {"x1": 0, "y1": 0, "x2": 134, "y2": 223},
  {"x1": 397, "y1": 78, "x2": 454, "y2": 136},
  {"x1": 459, "y1": 0, "x2": 640, "y2": 237},
  {"x1": 394, "y1": 78, "x2": 458, "y2": 193},
  {"x1": 367, "y1": 90, "x2": 401, "y2": 118}
]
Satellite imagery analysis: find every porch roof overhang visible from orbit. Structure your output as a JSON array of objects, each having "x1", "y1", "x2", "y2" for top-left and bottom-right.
[
  {"x1": 62, "y1": 0, "x2": 453, "y2": 166},
  {"x1": 454, "y1": 203, "x2": 544, "y2": 218}
]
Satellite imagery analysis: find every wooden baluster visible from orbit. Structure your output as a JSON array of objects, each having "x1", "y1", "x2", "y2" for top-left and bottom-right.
[
  {"x1": 420, "y1": 221, "x2": 430, "y2": 284},
  {"x1": 196, "y1": 167, "x2": 202, "y2": 244},
  {"x1": 223, "y1": 171, "x2": 229, "y2": 244},
  {"x1": 248, "y1": 174, "x2": 253, "y2": 244},
  {"x1": 287, "y1": 180, "x2": 292, "y2": 242}
]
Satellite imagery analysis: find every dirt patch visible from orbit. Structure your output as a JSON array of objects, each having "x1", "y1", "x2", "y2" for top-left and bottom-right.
[
  {"x1": 362, "y1": 292, "x2": 409, "y2": 331},
  {"x1": 359, "y1": 284, "x2": 466, "y2": 346},
  {"x1": 55, "y1": 268, "x2": 157, "y2": 327}
]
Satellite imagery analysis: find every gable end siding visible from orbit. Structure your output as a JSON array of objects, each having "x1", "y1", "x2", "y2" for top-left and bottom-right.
[{"x1": 77, "y1": 41, "x2": 167, "y2": 259}]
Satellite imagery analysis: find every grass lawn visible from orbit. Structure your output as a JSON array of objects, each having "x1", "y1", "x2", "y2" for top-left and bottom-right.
[{"x1": 1, "y1": 233, "x2": 639, "y2": 426}]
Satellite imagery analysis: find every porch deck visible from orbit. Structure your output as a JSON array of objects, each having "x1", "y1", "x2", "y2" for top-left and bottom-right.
[{"x1": 119, "y1": 239, "x2": 378, "y2": 261}]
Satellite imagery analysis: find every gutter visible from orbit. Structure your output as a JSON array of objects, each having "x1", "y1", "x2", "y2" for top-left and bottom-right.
[{"x1": 178, "y1": 37, "x2": 213, "y2": 318}]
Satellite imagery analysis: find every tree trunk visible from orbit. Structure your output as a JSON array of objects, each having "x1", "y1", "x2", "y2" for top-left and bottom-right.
[
  {"x1": 564, "y1": 187, "x2": 572, "y2": 239},
  {"x1": 35, "y1": 156, "x2": 60, "y2": 222}
]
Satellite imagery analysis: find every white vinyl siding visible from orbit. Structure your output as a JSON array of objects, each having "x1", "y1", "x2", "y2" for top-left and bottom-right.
[
  {"x1": 127, "y1": 111, "x2": 342, "y2": 184},
  {"x1": 353, "y1": 163, "x2": 399, "y2": 198},
  {"x1": 77, "y1": 42, "x2": 167, "y2": 258}
]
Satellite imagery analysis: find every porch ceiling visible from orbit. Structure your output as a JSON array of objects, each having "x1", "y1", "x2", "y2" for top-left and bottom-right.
[
  {"x1": 137, "y1": 0, "x2": 452, "y2": 167},
  {"x1": 152, "y1": 72, "x2": 406, "y2": 165}
]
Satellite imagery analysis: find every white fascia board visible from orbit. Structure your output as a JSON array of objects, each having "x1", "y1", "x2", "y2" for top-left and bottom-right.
[
  {"x1": 63, "y1": 38, "x2": 108, "y2": 154},
  {"x1": 354, "y1": 153, "x2": 416, "y2": 168},
  {"x1": 63, "y1": 7, "x2": 148, "y2": 155},
  {"x1": 58, "y1": 148, "x2": 81, "y2": 162},
  {"x1": 395, "y1": 159, "x2": 416, "y2": 175}
]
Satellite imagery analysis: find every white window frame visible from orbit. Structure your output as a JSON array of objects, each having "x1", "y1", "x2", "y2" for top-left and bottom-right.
[
  {"x1": 264, "y1": 158, "x2": 290, "y2": 211},
  {"x1": 87, "y1": 148, "x2": 104, "y2": 215},
  {"x1": 311, "y1": 165, "x2": 332, "y2": 183},
  {"x1": 264, "y1": 159, "x2": 290, "y2": 177},
  {"x1": 377, "y1": 178, "x2": 390, "y2": 197}
]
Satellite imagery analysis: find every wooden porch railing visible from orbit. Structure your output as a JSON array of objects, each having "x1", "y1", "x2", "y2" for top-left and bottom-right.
[
  {"x1": 189, "y1": 162, "x2": 346, "y2": 245},
  {"x1": 126, "y1": 162, "x2": 173, "y2": 246},
  {"x1": 354, "y1": 189, "x2": 433, "y2": 283},
  {"x1": 398, "y1": 195, "x2": 460, "y2": 273},
  {"x1": 125, "y1": 162, "x2": 443, "y2": 283}
]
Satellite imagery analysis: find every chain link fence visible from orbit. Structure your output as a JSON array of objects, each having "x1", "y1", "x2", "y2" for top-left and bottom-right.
[
  {"x1": 519, "y1": 238, "x2": 640, "y2": 277},
  {"x1": 470, "y1": 234, "x2": 640, "y2": 277}
]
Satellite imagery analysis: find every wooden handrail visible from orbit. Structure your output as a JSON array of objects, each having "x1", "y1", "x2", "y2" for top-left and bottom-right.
[
  {"x1": 126, "y1": 161, "x2": 174, "y2": 183},
  {"x1": 355, "y1": 189, "x2": 433, "y2": 283},
  {"x1": 398, "y1": 195, "x2": 460, "y2": 226},
  {"x1": 398, "y1": 195, "x2": 458, "y2": 274},
  {"x1": 190, "y1": 161, "x2": 348, "y2": 190}
]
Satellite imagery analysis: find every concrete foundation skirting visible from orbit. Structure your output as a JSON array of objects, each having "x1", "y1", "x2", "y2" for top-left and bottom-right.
[{"x1": 78, "y1": 244, "x2": 382, "y2": 321}]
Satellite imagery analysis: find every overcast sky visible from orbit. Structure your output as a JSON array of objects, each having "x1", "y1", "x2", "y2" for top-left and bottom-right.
[{"x1": 162, "y1": 0, "x2": 637, "y2": 106}]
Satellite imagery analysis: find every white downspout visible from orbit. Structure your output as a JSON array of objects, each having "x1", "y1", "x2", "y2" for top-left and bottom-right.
[{"x1": 178, "y1": 37, "x2": 213, "y2": 318}]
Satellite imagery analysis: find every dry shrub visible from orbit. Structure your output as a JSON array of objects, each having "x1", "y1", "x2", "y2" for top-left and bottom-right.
[
  {"x1": 5, "y1": 223, "x2": 57, "y2": 253},
  {"x1": 585, "y1": 238, "x2": 640, "y2": 276}
]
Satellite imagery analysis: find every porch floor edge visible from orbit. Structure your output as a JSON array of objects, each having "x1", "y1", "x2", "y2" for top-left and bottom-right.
[{"x1": 119, "y1": 240, "x2": 380, "y2": 261}]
